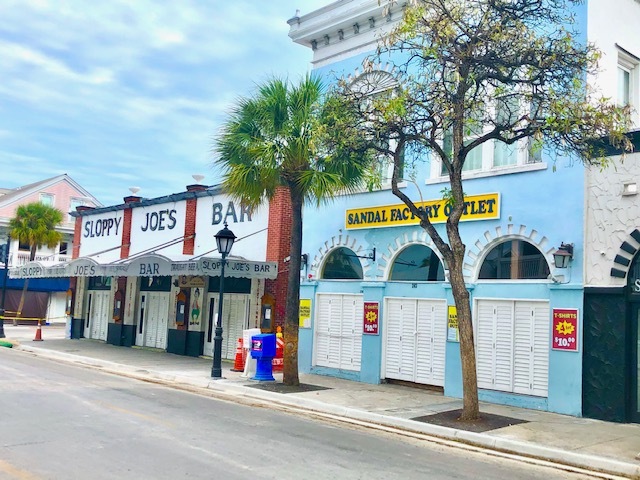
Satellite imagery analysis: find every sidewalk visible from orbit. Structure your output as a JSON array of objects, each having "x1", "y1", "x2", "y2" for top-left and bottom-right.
[{"x1": 3, "y1": 328, "x2": 640, "y2": 479}]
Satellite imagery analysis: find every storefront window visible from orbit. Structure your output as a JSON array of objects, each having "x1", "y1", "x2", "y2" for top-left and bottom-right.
[
  {"x1": 88, "y1": 276, "x2": 111, "y2": 290},
  {"x1": 479, "y1": 240, "x2": 550, "y2": 280},
  {"x1": 389, "y1": 245, "x2": 444, "y2": 281},
  {"x1": 321, "y1": 247, "x2": 363, "y2": 280}
]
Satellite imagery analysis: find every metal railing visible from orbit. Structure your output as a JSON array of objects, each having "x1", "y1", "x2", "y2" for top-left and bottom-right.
[{"x1": 10, "y1": 252, "x2": 70, "y2": 267}]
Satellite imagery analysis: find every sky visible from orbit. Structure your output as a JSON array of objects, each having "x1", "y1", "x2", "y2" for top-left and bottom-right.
[{"x1": 0, "y1": 0, "x2": 331, "y2": 206}]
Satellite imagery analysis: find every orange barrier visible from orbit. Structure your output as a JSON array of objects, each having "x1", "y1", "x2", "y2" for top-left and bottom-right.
[
  {"x1": 272, "y1": 336, "x2": 284, "y2": 372},
  {"x1": 231, "y1": 338, "x2": 244, "y2": 372}
]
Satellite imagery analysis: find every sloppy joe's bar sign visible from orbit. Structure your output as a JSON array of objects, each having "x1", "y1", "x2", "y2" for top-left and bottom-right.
[
  {"x1": 10, "y1": 256, "x2": 278, "y2": 280},
  {"x1": 345, "y1": 193, "x2": 500, "y2": 230}
]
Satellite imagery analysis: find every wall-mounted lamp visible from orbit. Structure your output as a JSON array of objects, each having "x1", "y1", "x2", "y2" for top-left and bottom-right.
[
  {"x1": 301, "y1": 254, "x2": 308, "y2": 270},
  {"x1": 553, "y1": 243, "x2": 574, "y2": 269}
]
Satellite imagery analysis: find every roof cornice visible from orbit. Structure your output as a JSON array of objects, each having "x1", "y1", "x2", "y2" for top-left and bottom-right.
[{"x1": 288, "y1": 0, "x2": 406, "y2": 68}]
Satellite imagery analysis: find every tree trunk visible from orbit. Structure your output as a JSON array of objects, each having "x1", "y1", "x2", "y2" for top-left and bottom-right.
[
  {"x1": 446, "y1": 153, "x2": 479, "y2": 420},
  {"x1": 282, "y1": 190, "x2": 303, "y2": 386},
  {"x1": 14, "y1": 279, "x2": 29, "y2": 326},
  {"x1": 447, "y1": 244, "x2": 479, "y2": 421},
  {"x1": 14, "y1": 245, "x2": 36, "y2": 326}
]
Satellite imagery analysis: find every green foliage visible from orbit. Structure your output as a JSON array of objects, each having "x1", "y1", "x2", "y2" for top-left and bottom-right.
[
  {"x1": 214, "y1": 75, "x2": 372, "y2": 208},
  {"x1": 9, "y1": 202, "x2": 64, "y2": 261}
]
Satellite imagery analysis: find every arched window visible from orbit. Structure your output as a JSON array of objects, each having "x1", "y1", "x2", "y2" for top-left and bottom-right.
[
  {"x1": 389, "y1": 245, "x2": 444, "y2": 281},
  {"x1": 321, "y1": 247, "x2": 364, "y2": 280},
  {"x1": 479, "y1": 240, "x2": 550, "y2": 280}
]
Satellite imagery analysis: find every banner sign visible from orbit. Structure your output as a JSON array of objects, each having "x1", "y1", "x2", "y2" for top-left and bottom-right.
[
  {"x1": 552, "y1": 308, "x2": 579, "y2": 351},
  {"x1": 10, "y1": 256, "x2": 278, "y2": 280},
  {"x1": 363, "y1": 301, "x2": 379, "y2": 335},
  {"x1": 345, "y1": 193, "x2": 500, "y2": 230},
  {"x1": 447, "y1": 305, "x2": 459, "y2": 342},
  {"x1": 199, "y1": 258, "x2": 277, "y2": 279},
  {"x1": 299, "y1": 299, "x2": 311, "y2": 328}
]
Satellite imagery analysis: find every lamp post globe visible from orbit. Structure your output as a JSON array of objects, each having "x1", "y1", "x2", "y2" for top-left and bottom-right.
[{"x1": 211, "y1": 223, "x2": 236, "y2": 378}]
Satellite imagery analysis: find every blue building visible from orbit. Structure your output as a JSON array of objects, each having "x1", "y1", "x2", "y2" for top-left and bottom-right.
[{"x1": 288, "y1": 0, "x2": 640, "y2": 419}]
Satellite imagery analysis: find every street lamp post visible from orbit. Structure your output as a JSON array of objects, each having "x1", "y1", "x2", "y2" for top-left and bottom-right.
[
  {"x1": 211, "y1": 223, "x2": 236, "y2": 379},
  {"x1": 0, "y1": 237, "x2": 10, "y2": 339}
]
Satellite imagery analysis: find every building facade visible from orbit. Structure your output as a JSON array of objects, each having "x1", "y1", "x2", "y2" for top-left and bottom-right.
[
  {"x1": 289, "y1": 0, "x2": 640, "y2": 419},
  {"x1": 583, "y1": 131, "x2": 640, "y2": 423},
  {"x1": 11, "y1": 183, "x2": 292, "y2": 360},
  {"x1": 0, "y1": 174, "x2": 101, "y2": 323}
]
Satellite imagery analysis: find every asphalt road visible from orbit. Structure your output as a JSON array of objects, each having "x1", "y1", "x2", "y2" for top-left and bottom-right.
[{"x1": 0, "y1": 349, "x2": 602, "y2": 480}]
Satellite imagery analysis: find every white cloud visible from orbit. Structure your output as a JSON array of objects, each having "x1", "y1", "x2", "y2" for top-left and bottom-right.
[{"x1": 0, "y1": 0, "x2": 331, "y2": 204}]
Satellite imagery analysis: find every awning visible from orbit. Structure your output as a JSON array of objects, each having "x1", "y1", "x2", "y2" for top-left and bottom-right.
[{"x1": 9, "y1": 254, "x2": 278, "y2": 280}]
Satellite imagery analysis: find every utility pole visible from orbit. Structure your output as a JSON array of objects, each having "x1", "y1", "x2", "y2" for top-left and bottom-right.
[{"x1": 0, "y1": 237, "x2": 9, "y2": 339}]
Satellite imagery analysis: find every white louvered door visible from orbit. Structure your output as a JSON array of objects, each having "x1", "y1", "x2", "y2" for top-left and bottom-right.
[
  {"x1": 475, "y1": 299, "x2": 549, "y2": 398},
  {"x1": 314, "y1": 294, "x2": 363, "y2": 371},
  {"x1": 384, "y1": 298, "x2": 446, "y2": 387}
]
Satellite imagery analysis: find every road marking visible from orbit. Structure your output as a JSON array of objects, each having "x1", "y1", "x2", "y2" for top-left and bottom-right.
[
  {"x1": 100, "y1": 402, "x2": 175, "y2": 428},
  {"x1": 0, "y1": 459, "x2": 41, "y2": 480}
]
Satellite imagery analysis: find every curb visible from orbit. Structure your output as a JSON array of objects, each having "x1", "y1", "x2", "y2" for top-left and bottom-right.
[{"x1": 13, "y1": 344, "x2": 640, "y2": 479}]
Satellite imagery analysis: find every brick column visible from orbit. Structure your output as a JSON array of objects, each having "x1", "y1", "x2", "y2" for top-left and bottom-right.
[
  {"x1": 120, "y1": 196, "x2": 141, "y2": 259},
  {"x1": 183, "y1": 184, "x2": 206, "y2": 255},
  {"x1": 265, "y1": 186, "x2": 293, "y2": 329}
]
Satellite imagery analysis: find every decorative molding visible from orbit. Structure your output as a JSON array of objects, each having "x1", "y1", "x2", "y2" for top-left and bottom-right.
[
  {"x1": 609, "y1": 228, "x2": 640, "y2": 279},
  {"x1": 376, "y1": 231, "x2": 444, "y2": 281},
  {"x1": 308, "y1": 234, "x2": 375, "y2": 280},
  {"x1": 466, "y1": 224, "x2": 553, "y2": 281}
]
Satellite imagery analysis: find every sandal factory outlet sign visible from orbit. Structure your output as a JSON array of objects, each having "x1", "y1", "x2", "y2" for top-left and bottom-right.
[{"x1": 345, "y1": 193, "x2": 500, "y2": 230}]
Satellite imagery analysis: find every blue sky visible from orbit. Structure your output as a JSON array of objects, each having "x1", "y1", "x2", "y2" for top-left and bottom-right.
[{"x1": 0, "y1": 1, "x2": 330, "y2": 205}]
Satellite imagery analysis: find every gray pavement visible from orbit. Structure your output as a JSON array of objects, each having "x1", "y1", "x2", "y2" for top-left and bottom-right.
[{"x1": 2, "y1": 323, "x2": 640, "y2": 479}]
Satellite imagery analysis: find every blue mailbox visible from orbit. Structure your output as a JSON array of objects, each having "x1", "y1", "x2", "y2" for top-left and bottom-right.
[{"x1": 250, "y1": 333, "x2": 276, "y2": 381}]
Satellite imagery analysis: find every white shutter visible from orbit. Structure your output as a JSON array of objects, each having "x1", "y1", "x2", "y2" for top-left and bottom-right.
[
  {"x1": 514, "y1": 301, "x2": 549, "y2": 396},
  {"x1": 352, "y1": 298, "x2": 363, "y2": 370},
  {"x1": 340, "y1": 296, "x2": 356, "y2": 369},
  {"x1": 513, "y1": 302, "x2": 533, "y2": 394},
  {"x1": 88, "y1": 293, "x2": 97, "y2": 339},
  {"x1": 415, "y1": 300, "x2": 433, "y2": 384},
  {"x1": 144, "y1": 294, "x2": 158, "y2": 347},
  {"x1": 101, "y1": 291, "x2": 111, "y2": 340},
  {"x1": 327, "y1": 295, "x2": 343, "y2": 368},
  {"x1": 155, "y1": 293, "x2": 170, "y2": 350},
  {"x1": 315, "y1": 295, "x2": 332, "y2": 367},
  {"x1": 384, "y1": 298, "x2": 404, "y2": 379},
  {"x1": 494, "y1": 301, "x2": 514, "y2": 391},
  {"x1": 531, "y1": 303, "x2": 549, "y2": 396},
  {"x1": 475, "y1": 300, "x2": 496, "y2": 390},
  {"x1": 399, "y1": 300, "x2": 417, "y2": 381},
  {"x1": 416, "y1": 299, "x2": 446, "y2": 387},
  {"x1": 314, "y1": 294, "x2": 362, "y2": 371},
  {"x1": 477, "y1": 299, "x2": 549, "y2": 398},
  {"x1": 221, "y1": 295, "x2": 247, "y2": 359}
]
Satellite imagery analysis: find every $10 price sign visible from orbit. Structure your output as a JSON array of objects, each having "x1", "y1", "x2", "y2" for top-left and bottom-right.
[{"x1": 552, "y1": 308, "x2": 579, "y2": 351}]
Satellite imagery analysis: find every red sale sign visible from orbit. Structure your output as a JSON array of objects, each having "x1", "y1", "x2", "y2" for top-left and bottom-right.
[
  {"x1": 363, "y1": 302, "x2": 379, "y2": 335},
  {"x1": 552, "y1": 308, "x2": 579, "y2": 351}
]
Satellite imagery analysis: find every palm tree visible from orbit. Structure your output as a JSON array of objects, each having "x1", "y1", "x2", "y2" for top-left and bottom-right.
[
  {"x1": 9, "y1": 202, "x2": 63, "y2": 324},
  {"x1": 215, "y1": 75, "x2": 370, "y2": 385}
]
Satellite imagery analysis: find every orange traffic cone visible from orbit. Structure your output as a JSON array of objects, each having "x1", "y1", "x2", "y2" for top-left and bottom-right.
[
  {"x1": 231, "y1": 338, "x2": 244, "y2": 372},
  {"x1": 33, "y1": 321, "x2": 43, "y2": 342}
]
